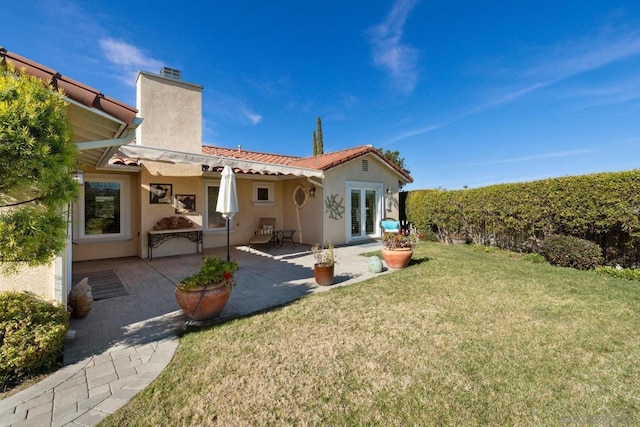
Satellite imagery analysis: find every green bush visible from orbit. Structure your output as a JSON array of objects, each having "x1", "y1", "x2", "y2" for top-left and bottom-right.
[
  {"x1": 405, "y1": 170, "x2": 640, "y2": 266},
  {"x1": 596, "y1": 266, "x2": 640, "y2": 282},
  {"x1": 540, "y1": 235, "x2": 604, "y2": 270},
  {"x1": 522, "y1": 253, "x2": 547, "y2": 264},
  {"x1": 0, "y1": 291, "x2": 69, "y2": 391}
]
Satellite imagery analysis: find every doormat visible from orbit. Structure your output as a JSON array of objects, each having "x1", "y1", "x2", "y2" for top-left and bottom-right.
[{"x1": 71, "y1": 269, "x2": 129, "y2": 300}]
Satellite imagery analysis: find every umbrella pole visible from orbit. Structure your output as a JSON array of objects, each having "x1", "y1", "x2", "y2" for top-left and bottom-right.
[{"x1": 226, "y1": 217, "x2": 230, "y2": 261}]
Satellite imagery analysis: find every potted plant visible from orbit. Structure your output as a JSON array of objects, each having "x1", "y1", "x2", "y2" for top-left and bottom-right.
[
  {"x1": 312, "y1": 243, "x2": 335, "y2": 286},
  {"x1": 381, "y1": 227, "x2": 418, "y2": 268},
  {"x1": 174, "y1": 256, "x2": 238, "y2": 320},
  {"x1": 449, "y1": 231, "x2": 468, "y2": 245}
]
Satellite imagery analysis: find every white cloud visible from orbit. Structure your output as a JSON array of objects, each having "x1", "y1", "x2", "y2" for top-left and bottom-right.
[
  {"x1": 244, "y1": 110, "x2": 263, "y2": 125},
  {"x1": 367, "y1": 0, "x2": 420, "y2": 94},
  {"x1": 446, "y1": 149, "x2": 597, "y2": 168},
  {"x1": 386, "y1": 26, "x2": 640, "y2": 144},
  {"x1": 99, "y1": 38, "x2": 164, "y2": 86}
]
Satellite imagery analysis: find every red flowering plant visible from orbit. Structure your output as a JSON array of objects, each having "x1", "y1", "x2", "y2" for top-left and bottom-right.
[
  {"x1": 178, "y1": 256, "x2": 238, "y2": 291},
  {"x1": 382, "y1": 227, "x2": 418, "y2": 250}
]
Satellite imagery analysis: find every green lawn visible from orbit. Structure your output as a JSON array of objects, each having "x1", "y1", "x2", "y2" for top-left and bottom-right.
[{"x1": 101, "y1": 242, "x2": 640, "y2": 426}]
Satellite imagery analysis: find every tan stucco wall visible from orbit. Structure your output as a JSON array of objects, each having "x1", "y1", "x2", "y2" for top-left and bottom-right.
[
  {"x1": 72, "y1": 169, "x2": 141, "y2": 262},
  {"x1": 136, "y1": 72, "x2": 203, "y2": 153},
  {"x1": 321, "y1": 153, "x2": 402, "y2": 245},
  {"x1": 0, "y1": 263, "x2": 54, "y2": 301},
  {"x1": 281, "y1": 179, "x2": 323, "y2": 245}
]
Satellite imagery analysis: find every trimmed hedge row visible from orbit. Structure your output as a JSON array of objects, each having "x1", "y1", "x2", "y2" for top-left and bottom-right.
[
  {"x1": 1, "y1": 292, "x2": 69, "y2": 391},
  {"x1": 405, "y1": 170, "x2": 640, "y2": 266}
]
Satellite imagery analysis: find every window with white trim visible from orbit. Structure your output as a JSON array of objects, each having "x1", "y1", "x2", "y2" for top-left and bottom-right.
[
  {"x1": 205, "y1": 181, "x2": 228, "y2": 231},
  {"x1": 77, "y1": 175, "x2": 130, "y2": 240},
  {"x1": 252, "y1": 182, "x2": 275, "y2": 206}
]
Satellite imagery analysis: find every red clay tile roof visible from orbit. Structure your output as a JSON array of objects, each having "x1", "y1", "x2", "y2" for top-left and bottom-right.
[
  {"x1": 0, "y1": 47, "x2": 137, "y2": 125},
  {"x1": 202, "y1": 144, "x2": 413, "y2": 182}
]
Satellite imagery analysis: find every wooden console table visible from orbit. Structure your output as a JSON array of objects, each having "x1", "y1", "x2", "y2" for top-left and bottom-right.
[{"x1": 148, "y1": 228, "x2": 203, "y2": 260}]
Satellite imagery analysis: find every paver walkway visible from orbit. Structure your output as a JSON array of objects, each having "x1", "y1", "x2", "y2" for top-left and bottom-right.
[{"x1": 0, "y1": 242, "x2": 386, "y2": 426}]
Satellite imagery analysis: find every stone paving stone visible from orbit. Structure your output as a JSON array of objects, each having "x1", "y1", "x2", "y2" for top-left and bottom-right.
[
  {"x1": 15, "y1": 391, "x2": 52, "y2": 413},
  {"x1": 52, "y1": 401, "x2": 79, "y2": 421},
  {"x1": 85, "y1": 363, "x2": 116, "y2": 382},
  {"x1": 88, "y1": 383, "x2": 110, "y2": 398},
  {"x1": 53, "y1": 383, "x2": 89, "y2": 408},
  {"x1": 0, "y1": 411, "x2": 26, "y2": 427},
  {"x1": 94, "y1": 396, "x2": 130, "y2": 414},
  {"x1": 86, "y1": 372, "x2": 118, "y2": 389},
  {"x1": 12, "y1": 411, "x2": 52, "y2": 427},
  {"x1": 76, "y1": 392, "x2": 110, "y2": 412},
  {"x1": 53, "y1": 375, "x2": 86, "y2": 393},
  {"x1": 72, "y1": 408, "x2": 108, "y2": 426}
]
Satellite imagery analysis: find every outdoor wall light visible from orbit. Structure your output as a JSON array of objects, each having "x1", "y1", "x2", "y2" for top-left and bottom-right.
[
  {"x1": 309, "y1": 186, "x2": 316, "y2": 197},
  {"x1": 72, "y1": 169, "x2": 84, "y2": 185}
]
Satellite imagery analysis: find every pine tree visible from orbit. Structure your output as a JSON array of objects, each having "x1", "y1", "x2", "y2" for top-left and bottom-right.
[
  {"x1": 312, "y1": 131, "x2": 318, "y2": 155},
  {"x1": 316, "y1": 117, "x2": 324, "y2": 155}
]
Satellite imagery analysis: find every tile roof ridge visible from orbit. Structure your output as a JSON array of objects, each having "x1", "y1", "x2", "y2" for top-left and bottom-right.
[
  {"x1": 300, "y1": 144, "x2": 374, "y2": 159},
  {"x1": 202, "y1": 144, "x2": 303, "y2": 159}
]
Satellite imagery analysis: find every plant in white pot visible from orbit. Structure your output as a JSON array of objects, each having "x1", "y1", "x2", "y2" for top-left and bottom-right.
[{"x1": 312, "y1": 243, "x2": 335, "y2": 286}]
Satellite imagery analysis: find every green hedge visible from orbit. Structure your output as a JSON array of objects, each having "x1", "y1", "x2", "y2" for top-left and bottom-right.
[
  {"x1": 405, "y1": 170, "x2": 640, "y2": 266},
  {"x1": 0, "y1": 291, "x2": 69, "y2": 391}
]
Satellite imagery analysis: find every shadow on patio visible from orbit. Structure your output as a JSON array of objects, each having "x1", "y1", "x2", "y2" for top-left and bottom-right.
[{"x1": 66, "y1": 241, "x2": 382, "y2": 364}]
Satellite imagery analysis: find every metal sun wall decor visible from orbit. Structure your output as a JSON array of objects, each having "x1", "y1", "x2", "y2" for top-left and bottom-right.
[{"x1": 325, "y1": 193, "x2": 345, "y2": 220}]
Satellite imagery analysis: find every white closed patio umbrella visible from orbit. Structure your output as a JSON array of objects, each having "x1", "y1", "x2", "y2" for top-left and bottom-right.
[{"x1": 216, "y1": 165, "x2": 239, "y2": 261}]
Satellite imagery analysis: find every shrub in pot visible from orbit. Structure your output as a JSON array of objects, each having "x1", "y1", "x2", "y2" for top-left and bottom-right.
[
  {"x1": 175, "y1": 256, "x2": 238, "y2": 320},
  {"x1": 312, "y1": 243, "x2": 335, "y2": 286},
  {"x1": 381, "y1": 228, "x2": 418, "y2": 268}
]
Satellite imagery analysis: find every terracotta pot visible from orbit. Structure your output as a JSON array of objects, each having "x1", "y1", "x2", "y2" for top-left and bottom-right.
[
  {"x1": 381, "y1": 248, "x2": 413, "y2": 269},
  {"x1": 175, "y1": 284, "x2": 231, "y2": 320},
  {"x1": 314, "y1": 263, "x2": 334, "y2": 286}
]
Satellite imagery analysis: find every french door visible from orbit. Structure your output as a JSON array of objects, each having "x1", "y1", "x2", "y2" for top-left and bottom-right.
[{"x1": 348, "y1": 183, "x2": 383, "y2": 240}]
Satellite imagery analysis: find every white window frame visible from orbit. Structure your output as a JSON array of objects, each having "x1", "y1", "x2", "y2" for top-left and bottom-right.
[
  {"x1": 204, "y1": 180, "x2": 232, "y2": 233},
  {"x1": 252, "y1": 182, "x2": 275, "y2": 206},
  {"x1": 74, "y1": 174, "x2": 131, "y2": 242}
]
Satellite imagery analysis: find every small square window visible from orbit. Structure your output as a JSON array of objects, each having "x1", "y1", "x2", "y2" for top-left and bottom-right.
[
  {"x1": 257, "y1": 187, "x2": 270, "y2": 201},
  {"x1": 253, "y1": 182, "x2": 275, "y2": 206}
]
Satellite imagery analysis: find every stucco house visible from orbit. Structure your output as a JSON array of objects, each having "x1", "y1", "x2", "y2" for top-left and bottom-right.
[{"x1": 0, "y1": 49, "x2": 413, "y2": 304}]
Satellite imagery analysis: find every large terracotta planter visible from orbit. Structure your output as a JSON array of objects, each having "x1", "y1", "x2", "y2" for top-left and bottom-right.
[
  {"x1": 314, "y1": 263, "x2": 334, "y2": 286},
  {"x1": 175, "y1": 284, "x2": 231, "y2": 320},
  {"x1": 381, "y1": 248, "x2": 413, "y2": 269}
]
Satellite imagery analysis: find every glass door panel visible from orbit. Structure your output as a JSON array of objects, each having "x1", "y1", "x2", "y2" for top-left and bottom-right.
[
  {"x1": 351, "y1": 189, "x2": 361, "y2": 237},
  {"x1": 365, "y1": 190, "x2": 376, "y2": 235}
]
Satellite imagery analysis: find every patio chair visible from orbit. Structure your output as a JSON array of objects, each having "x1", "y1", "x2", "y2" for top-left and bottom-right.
[
  {"x1": 380, "y1": 218, "x2": 401, "y2": 234},
  {"x1": 248, "y1": 217, "x2": 278, "y2": 249}
]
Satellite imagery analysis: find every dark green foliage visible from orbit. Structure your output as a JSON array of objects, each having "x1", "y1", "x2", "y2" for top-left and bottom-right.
[
  {"x1": 312, "y1": 131, "x2": 318, "y2": 156},
  {"x1": 540, "y1": 235, "x2": 604, "y2": 270},
  {"x1": 315, "y1": 117, "x2": 324, "y2": 154},
  {"x1": 377, "y1": 147, "x2": 411, "y2": 175},
  {"x1": 0, "y1": 291, "x2": 69, "y2": 391},
  {"x1": 0, "y1": 63, "x2": 78, "y2": 272},
  {"x1": 406, "y1": 170, "x2": 640, "y2": 266}
]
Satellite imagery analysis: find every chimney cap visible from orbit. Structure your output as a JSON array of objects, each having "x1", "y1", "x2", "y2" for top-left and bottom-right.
[{"x1": 159, "y1": 67, "x2": 181, "y2": 80}]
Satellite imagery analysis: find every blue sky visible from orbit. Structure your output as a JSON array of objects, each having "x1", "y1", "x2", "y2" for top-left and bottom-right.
[{"x1": 4, "y1": 1, "x2": 640, "y2": 190}]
